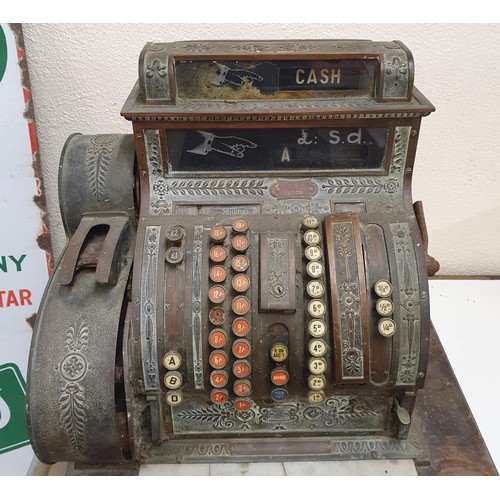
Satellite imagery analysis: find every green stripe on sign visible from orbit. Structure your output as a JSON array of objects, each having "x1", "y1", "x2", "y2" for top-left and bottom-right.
[{"x1": 0, "y1": 26, "x2": 7, "y2": 83}]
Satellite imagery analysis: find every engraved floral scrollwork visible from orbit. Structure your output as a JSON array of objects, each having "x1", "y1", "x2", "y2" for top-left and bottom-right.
[
  {"x1": 57, "y1": 318, "x2": 89, "y2": 453},
  {"x1": 265, "y1": 201, "x2": 330, "y2": 215},
  {"x1": 84, "y1": 134, "x2": 119, "y2": 201},
  {"x1": 150, "y1": 199, "x2": 172, "y2": 216}
]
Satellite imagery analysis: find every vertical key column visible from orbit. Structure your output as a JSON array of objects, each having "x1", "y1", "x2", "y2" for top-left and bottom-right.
[
  {"x1": 302, "y1": 216, "x2": 328, "y2": 404},
  {"x1": 229, "y1": 220, "x2": 253, "y2": 411},
  {"x1": 208, "y1": 226, "x2": 230, "y2": 404}
]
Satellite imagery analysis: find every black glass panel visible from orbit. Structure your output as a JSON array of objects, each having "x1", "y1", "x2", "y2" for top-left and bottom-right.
[
  {"x1": 176, "y1": 59, "x2": 377, "y2": 99},
  {"x1": 167, "y1": 127, "x2": 388, "y2": 172}
]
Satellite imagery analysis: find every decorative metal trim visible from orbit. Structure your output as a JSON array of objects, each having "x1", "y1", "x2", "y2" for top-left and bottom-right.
[
  {"x1": 264, "y1": 201, "x2": 330, "y2": 214},
  {"x1": 145, "y1": 129, "x2": 171, "y2": 215},
  {"x1": 168, "y1": 179, "x2": 266, "y2": 197},
  {"x1": 84, "y1": 134, "x2": 120, "y2": 200},
  {"x1": 172, "y1": 396, "x2": 384, "y2": 434},
  {"x1": 390, "y1": 126, "x2": 411, "y2": 174},
  {"x1": 192, "y1": 225, "x2": 204, "y2": 389},
  {"x1": 322, "y1": 178, "x2": 400, "y2": 195},
  {"x1": 391, "y1": 223, "x2": 421, "y2": 385},
  {"x1": 141, "y1": 226, "x2": 161, "y2": 390},
  {"x1": 127, "y1": 112, "x2": 430, "y2": 122},
  {"x1": 333, "y1": 222, "x2": 364, "y2": 379},
  {"x1": 57, "y1": 318, "x2": 89, "y2": 453}
]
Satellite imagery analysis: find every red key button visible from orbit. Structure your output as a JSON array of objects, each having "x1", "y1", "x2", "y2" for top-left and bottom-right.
[
  {"x1": 209, "y1": 329, "x2": 227, "y2": 349},
  {"x1": 209, "y1": 351, "x2": 228, "y2": 370},
  {"x1": 234, "y1": 399, "x2": 252, "y2": 411},
  {"x1": 232, "y1": 274, "x2": 250, "y2": 292},
  {"x1": 209, "y1": 285, "x2": 226, "y2": 304},
  {"x1": 232, "y1": 318, "x2": 250, "y2": 337},
  {"x1": 210, "y1": 370, "x2": 228, "y2": 388},
  {"x1": 232, "y1": 219, "x2": 249, "y2": 234},
  {"x1": 209, "y1": 246, "x2": 227, "y2": 263},
  {"x1": 210, "y1": 389, "x2": 229, "y2": 404},
  {"x1": 209, "y1": 265, "x2": 227, "y2": 283},
  {"x1": 231, "y1": 255, "x2": 249, "y2": 272},
  {"x1": 210, "y1": 226, "x2": 227, "y2": 242},
  {"x1": 232, "y1": 296, "x2": 250, "y2": 315},
  {"x1": 233, "y1": 360, "x2": 251, "y2": 379},
  {"x1": 271, "y1": 367, "x2": 289, "y2": 386},
  {"x1": 234, "y1": 398, "x2": 251, "y2": 411},
  {"x1": 233, "y1": 379, "x2": 252, "y2": 397},
  {"x1": 232, "y1": 235, "x2": 250, "y2": 252},
  {"x1": 232, "y1": 339, "x2": 251, "y2": 359}
]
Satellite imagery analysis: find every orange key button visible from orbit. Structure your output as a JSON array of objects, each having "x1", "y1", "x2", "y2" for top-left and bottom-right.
[
  {"x1": 209, "y1": 285, "x2": 226, "y2": 304},
  {"x1": 231, "y1": 255, "x2": 249, "y2": 272},
  {"x1": 210, "y1": 265, "x2": 227, "y2": 283},
  {"x1": 232, "y1": 235, "x2": 250, "y2": 252},
  {"x1": 232, "y1": 219, "x2": 249, "y2": 234},
  {"x1": 234, "y1": 398, "x2": 251, "y2": 411},
  {"x1": 232, "y1": 274, "x2": 250, "y2": 292},
  {"x1": 209, "y1": 329, "x2": 227, "y2": 349},
  {"x1": 233, "y1": 379, "x2": 252, "y2": 397},
  {"x1": 271, "y1": 367, "x2": 289, "y2": 386},
  {"x1": 210, "y1": 370, "x2": 228, "y2": 388},
  {"x1": 209, "y1": 351, "x2": 228, "y2": 370},
  {"x1": 210, "y1": 226, "x2": 227, "y2": 242},
  {"x1": 232, "y1": 296, "x2": 250, "y2": 315},
  {"x1": 210, "y1": 389, "x2": 229, "y2": 404},
  {"x1": 232, "y1": 318, "x2": 250, "y2": 337},
  {"x1": 232, "y1": 339, "x2": 251, "y2": 359},
  {"x1": 209, "y1": 245, "x2": 227, "y2": 263},
  {"x1": 233, "y1": 360, "x2": 251, "y2": 378}
]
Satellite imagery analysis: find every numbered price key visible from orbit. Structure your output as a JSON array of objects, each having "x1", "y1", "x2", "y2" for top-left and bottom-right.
[
  {"x1": 308, "y1": 299, "x2": 326, "y2": 318},
  {"x1": 374, "y1": 279, "x2": 393, "y2": 298},
  {"x1": 209, "y1": 245, "x2": 227, "y2": 263},
  {"x1": 378, "y1": 318, "x2": 397, "y2": 337},
  {"x1": 232, "y1": 274, "x2": 250, "y2": 293},
  {"x1": 232, "y1": 360, "x2": 251, "y2": 379},
  {"x1": 210, "y1": 370, "x2": 229, "y2": 388},
  {"x1": 308, "y1": 319, "x2": 327, "y2": 338},
  {"x1": 231, "y1": 254, "x2": 249, "y2": 272},
  {"x1": 210, "y1": 226, "x2": 227, "y2": 242},
  {"x1": 306, "y1": 280, "x2": 324, "y2": 298},
  {"x1": 308, "y1": 374, "x2": 326, "y2": 391},
  {"x1": 232, "y1": 317, "x2": 250, "y2": 337},
  {"x1": 232, "y1": 296, "x2": 250, "y2": 315},
  {"x1": 306, "y1": 260, "x2": 324, "y2": 278},
  {"x1": 376, "y1": 298, "x2": 394, "y2": 316},
  {"x1": 209, "y1": 265, "x2": 227, "y2": 283},
  {"x1": 308, "y1": 339, "x2": 327, "y2": 357},
  {"x1": 232, "y1": 219, "x2": 249, "y2": 234},
  {"x1": 233, "y1": 379, "x2": 252, "y2": 397},
  {"x1": 208, "y1": 329, "x2": 227, "y2": 349},
  {"x1": 308, "y1": 357, "x2": 327, "y2": 375},
  {"x1": 209, "y1": 285, "x2": 226, "y2": 304},
  {"x1": 210, "y1": 389, "x2": 229, "y2": 405},
  {"x1": 209, "y1": 350, "x2": 228, "y2": 369},
  {"x1": 232, "y1": 339, "x2": 251, "y2": 359},
  {"x1": 234, "y1": 398, "x2": 252, "y2": 411}
]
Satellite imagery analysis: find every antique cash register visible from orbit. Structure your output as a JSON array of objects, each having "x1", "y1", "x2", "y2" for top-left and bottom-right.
[{"x1": 27, "y1": 40, "x2": 437, "y2": 466}]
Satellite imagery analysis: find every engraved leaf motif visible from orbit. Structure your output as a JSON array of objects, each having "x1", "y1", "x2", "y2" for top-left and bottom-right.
[
  {"x1": 169, "y1": 179, "x2": 266, "y2": 196},
  {"x1": 322, "y1": 178, "x2": 383, "y2": 194},
  {"x1": 65, "y1": 320, "x2": 89, "y2": 352},
  {"x1": 59, "y1": 383, "x2": 88, "y2": 452}
]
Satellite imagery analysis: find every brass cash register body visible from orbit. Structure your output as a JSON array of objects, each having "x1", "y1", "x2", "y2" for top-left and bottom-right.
[{"x1": 27, "y1": 40, "x2": 437, "y2": 465}]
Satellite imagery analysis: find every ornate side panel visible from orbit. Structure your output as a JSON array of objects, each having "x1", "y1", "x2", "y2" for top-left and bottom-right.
[
  {"x1": 191, "y1": 225, "x2": 204, "y2": 389},
  {"x1": 390, "y1": 223, "x2": 421, "y2": 386},
  {"x1": 325, "y1": 214, "x2": 369, "y2": 383},
  {"x1": 140, "y1": 226, "x2": 161, "y2": 391}
]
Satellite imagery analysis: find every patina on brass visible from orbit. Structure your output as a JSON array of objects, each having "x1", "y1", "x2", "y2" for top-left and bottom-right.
[{"x1": 27, "y1": 40, "x2": 438, "y2": 466}]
